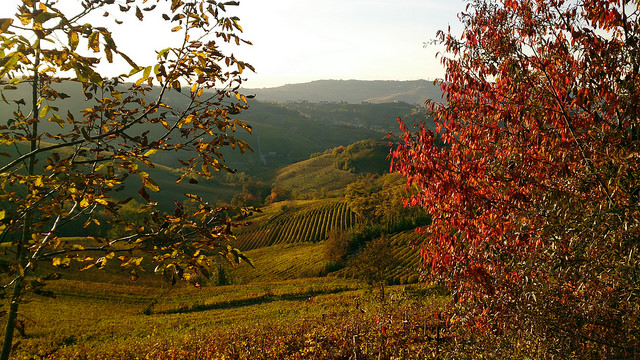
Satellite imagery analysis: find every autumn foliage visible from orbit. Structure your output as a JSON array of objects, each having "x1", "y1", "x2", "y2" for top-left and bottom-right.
[
  {"x1": 0, "y1": 0, "x2": 254, "y2": 357},
  {"x1": 392, "y1": 0, "x2": 639, "y2": 356}
]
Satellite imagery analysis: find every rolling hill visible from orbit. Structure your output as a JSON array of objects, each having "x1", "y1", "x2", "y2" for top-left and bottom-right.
[
  {"x1": 1, "y1": 81, "x2": 430, "y2": 177},
  {"x1": 268, "y1": 139, "x2": 391, "y2": 198},
  {"x1": 244, "y1": 79, "x2": 443, "y2": 105}
]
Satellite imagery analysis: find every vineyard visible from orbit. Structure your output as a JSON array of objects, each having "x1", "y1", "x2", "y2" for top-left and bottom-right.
[
  {"x1": 233, "y1": 200, "x2": 358, "y2": 251},
  {"x1": 383, "y1": 230, "x2": 427, "y2": 284},
  {"x1": 336, "y1": 230, "x2": 427, "y2": 285}
]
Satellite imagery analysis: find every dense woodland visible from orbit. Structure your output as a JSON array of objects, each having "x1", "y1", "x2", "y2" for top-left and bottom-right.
[{"x1": 1, "y1": 0, "x2": 639, "y2": 358}]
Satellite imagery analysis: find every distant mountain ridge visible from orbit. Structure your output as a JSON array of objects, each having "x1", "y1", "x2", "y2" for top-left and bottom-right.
[{"x1": 243, "y1": 79, "x2": 443, "y2": 105}]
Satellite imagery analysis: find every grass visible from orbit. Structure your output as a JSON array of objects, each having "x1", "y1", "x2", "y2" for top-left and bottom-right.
[
  {"x1": 8, "y1": 236, "x2": 447, "y2": 359},
  {"x1": 229, "y1": 242, "x2": 330, "y2": 283},
  {"x1": 14, "y1": 276, "x2": 449, "y2": 359},
  {"x1": 269, "y1": 139, "x2": 391, "y2": 198},
  {"x1": 271, "y1": 153, "x2": 360, "y2": 197},
  {"x1": 13, "y1": 277, "x2": 349, "y2": 357}
]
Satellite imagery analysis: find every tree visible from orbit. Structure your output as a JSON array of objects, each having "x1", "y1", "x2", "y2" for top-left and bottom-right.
[
  {"x1": 347, "y1": 235, "x2": 397, "y2": 302},
  {"x1": 392, "y1": 0, "x2": 639, "y2": 356},
  {"x1": 0, "y1": 0, "x2": 254, "y2": 358},
  {"x1": 345, "y1": 177, "x2": 382, "y2": 226},
  {"x1": 345, "y1": 174, "x2": 428, "y2": 230}
]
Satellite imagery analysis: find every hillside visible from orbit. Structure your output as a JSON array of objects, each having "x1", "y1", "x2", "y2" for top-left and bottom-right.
[
  {"x1": 268, "y1": 139, "x2": 391, "y2": 198},
  {"x1": 186, "y1": 100, "x2": 428, "y2": 176},
  {"x1": 232, "y1": 199, "x2": 357, "y2": 251},
  {"x1": 244, "y1": 79, "x2": 443, "y2": 105},
  {"x1": 1, "y1": 81, "x2": 427, "y2": 177},
  {"x1": 276, "y1": 101, "x2": 428, "y2": 132}
]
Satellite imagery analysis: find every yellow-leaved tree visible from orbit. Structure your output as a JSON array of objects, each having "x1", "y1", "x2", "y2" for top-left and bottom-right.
[{"x1": 0, "y1": 1, "x2": 255, "y2": 358}]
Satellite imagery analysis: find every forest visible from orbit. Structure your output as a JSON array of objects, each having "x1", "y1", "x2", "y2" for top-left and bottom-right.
[{"x1": 0, "y1": 0, "x2": 638, "y2": 359}]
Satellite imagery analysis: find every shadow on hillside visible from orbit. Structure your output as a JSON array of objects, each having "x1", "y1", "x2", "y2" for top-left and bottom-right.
[{"x1": 151, "y1": 286, "x2": 355, "y2": 315}]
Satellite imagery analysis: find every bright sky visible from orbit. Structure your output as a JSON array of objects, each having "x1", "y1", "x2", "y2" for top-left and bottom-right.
[
  {"x1": 3, "y1": 0, "x2": 465, "y2": 89},
  {"x1": 233, "y1": 0, "x2": 464, "y2": 88}
]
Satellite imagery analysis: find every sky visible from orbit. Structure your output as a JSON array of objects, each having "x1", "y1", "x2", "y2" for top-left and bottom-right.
[
  {"x1": 3, "y1": 0, "x2": 465, "y2": 89},
  {"x1": 231, "y1": 0, "x2": 464, "y2": 88}
]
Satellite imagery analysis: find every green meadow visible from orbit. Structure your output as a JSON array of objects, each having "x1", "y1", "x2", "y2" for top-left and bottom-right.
[{"x1": 13, "y1": 239, "x2": 447, "y2": 359}]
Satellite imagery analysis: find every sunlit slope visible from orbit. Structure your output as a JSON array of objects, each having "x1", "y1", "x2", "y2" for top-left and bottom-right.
[
  {"x1": 270, "y1": 139, "x2": 390, "y2": 197},
  {"x1": 229, "y1": 242, "x2": 331, "y2": 283},
  {"x1": 232, "y1": 199, "x2": 358, "y2": 251},
  {"x1": 230, "y1": 227, "x2": 425, "y2": 285}
]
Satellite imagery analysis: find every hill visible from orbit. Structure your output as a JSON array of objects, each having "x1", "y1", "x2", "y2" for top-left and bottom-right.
[
  {"x1": 1, "y1": 81, "x2": 427, "y2": 177},
  {"x1": 269, "y1": 139, "x2": 391, "y2": 198},
  {"x1": 232, "y1": 199, "x2": 357, "y2": 251},
  {"x1": 244, "y1": 79, "x2": 443, "y2": 105}
]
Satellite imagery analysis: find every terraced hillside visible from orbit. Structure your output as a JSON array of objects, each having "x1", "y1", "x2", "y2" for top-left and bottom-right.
[
  {"x1": 232, "y1": 200, "x2": 358, "y2": 250},
  {"x1": 336, "y1": 229, "x2": 427, "y2": 285},
  {"x1": 383, "y1": 230, "x2": 427, "y2": 284}
]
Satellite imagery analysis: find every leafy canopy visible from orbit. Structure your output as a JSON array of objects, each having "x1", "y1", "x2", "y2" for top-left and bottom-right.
[
  {"x1": 392, "y1": 0, "x2": 639, "y2": 356},
  {"x1": 0, "y1": 0, "x2": 255, "y2": 357}
]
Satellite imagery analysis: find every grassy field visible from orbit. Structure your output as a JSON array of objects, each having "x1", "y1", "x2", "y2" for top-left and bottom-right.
[
  {"x1": 9, "y1": 233, "x2": 446, "y2": 359},
  {"x1": 14, "y1": 276, "x2": 451, "y2": 359},
  {"x1": 269, "y1": 139, "x2": 390, "y2": 198},
  {"x1": 14, "y1": 274, "x2": 450, "y2": 359},
  {"x1": 14, "y1": 277, "x2": 352, "y2": 358}
]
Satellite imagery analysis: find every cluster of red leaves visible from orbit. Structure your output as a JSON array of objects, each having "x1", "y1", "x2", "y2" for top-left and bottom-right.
[{"x1": 392, "y1": 0, "x2": 640, "y2": 356}]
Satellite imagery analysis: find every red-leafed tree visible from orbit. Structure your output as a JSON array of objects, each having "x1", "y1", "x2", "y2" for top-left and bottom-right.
[{"x1": 392, "y1": 0, "x2": 639, "y2": 356}]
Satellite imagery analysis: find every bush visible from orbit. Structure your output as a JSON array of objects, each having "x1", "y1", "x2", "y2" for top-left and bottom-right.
[{"x1": 324, "y1": 229, "x2": 355, "y2": 264}]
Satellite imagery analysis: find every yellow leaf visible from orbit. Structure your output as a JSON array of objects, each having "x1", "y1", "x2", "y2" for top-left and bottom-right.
[
  {"x1": 143, "y1": 65, "x2": 151, "y2": 80},
  {"x1": 80, "y1": 198, "x2": 90, "y2": 208},
  {"x1": 52, "y1": 257, "x2": 71, "y2": 268},
  {"x1": 0, "y1": 18, "x2": 13, "y2": 33},
  {"x1": 48, "y1": 114, "x2": 65, "y2": 128},
  {"x1": 135, "y1": 76, "x2": 146, "y2": 86},
  {"x1": 39, "y1": 105, "x2": 50, "y2": 118},
  {"x1": 201, "y1": 163, "x2": 211, "y2": 177},
  {"x1": 68, "y1": 30, "x2": 79, "y2": 50},
  {"x1": 94, "y1": 198, "x2": 108, "y2": 206},
  {"x1": 88, "y1": 31, "x2": 100, "y2": 52},
  {"x1": 144, "y1": 149, "x2": 158, "y2": 157},
  {"x1": 143, "y1": 177, "x2": 160, "y2": 192},
  {"x1": 140, "y1": 172, "x2": 160, "y2": 192},
  {"x1": 105, "y1": 47, "x2": 113, "y2": 63},
  {"x1": 178, "y1": 114, "x2": 195, "y2": 128}
]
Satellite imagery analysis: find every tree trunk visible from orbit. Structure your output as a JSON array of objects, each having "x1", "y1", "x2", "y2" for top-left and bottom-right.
[
  {"x1": 0, "y1": 279, "x2": 23, "y2": 360},
  {"x1": 1, "y1": 13, "x2": 40, "y2": 357}
]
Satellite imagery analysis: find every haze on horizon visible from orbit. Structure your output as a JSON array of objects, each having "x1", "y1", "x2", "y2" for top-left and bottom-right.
[
  {"x1": 2, "y1": 0, "x2": 464, "y2": 89},
  {"x1": 234, "y1": 0, "x2": 464, "y2": 88}
]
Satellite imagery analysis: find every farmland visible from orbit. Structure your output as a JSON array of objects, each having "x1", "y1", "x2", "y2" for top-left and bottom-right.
[
  {"x1": 7, "y1": 180, "x2": 434, "y2": 358},
  {"x1": 1, "y1": 126, "x2": 435, "y2": 359},
  {"x1": 233, "y1": 200, "x2": 357, "y2": 250},
  {"x1": 12, "y1": 241, "x2": 448, "y2": 359}
]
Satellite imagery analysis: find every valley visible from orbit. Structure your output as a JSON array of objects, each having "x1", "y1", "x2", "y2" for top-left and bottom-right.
[{"x1": 1, "y1": 80, "x2": 442, "y2": 358}]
